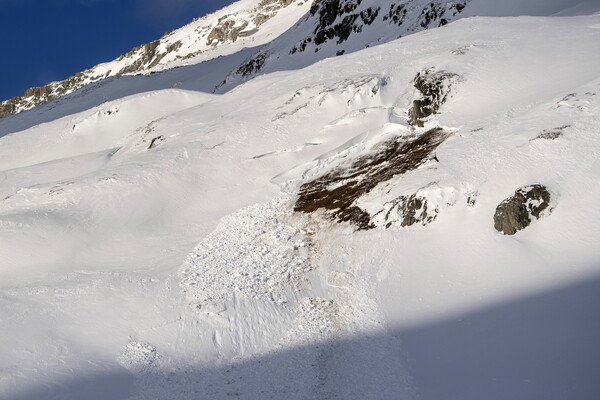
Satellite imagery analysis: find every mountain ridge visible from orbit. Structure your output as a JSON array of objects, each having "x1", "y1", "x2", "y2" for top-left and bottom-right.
[
  {"x1": 0, "y1": 0, "x2": 310, "y2": 118},
  {"x1": 4, "y1": 0, "x2": 597, "y2": 119}
]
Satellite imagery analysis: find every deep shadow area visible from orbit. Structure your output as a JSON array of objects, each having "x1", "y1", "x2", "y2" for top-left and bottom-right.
[
  {"x1": 400, "y1": 274, "x2": 600, "y2": 400},
  {"x1": 7, "y1": 370, "x2": 134, "y2": 400},
  {"x1": 7, "y1": 274, "x2": 600, "y2": 400}
]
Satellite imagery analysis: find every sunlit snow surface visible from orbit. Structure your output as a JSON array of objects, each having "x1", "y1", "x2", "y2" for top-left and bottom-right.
[{"x1": 1, "y1": 11, "x2": 600, "y2": 400}]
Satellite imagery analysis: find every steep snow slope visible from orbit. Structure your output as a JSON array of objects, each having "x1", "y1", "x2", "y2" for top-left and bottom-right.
[
  {"x1": 1, "y1": 10, "x2": 600, "y2": 400},
  {"x1": 218, "y1": 0, "x2": 600, "y2": 90}
]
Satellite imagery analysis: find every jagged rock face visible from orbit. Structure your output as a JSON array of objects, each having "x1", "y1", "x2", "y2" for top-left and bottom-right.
[
  {"x1": 0, "y1": 0, "x2": 305, "y2": 119},
  {"x1": 415, "y1": 1, "x2": 467, "y2": 27},
  {"x1": 115, "y1": 40, "x2": 183, "y2": 76},
  {"x1": 531, "y1": 125, "x2": 571, "y2": 141},
  {"x1": 290, "y1": 0, "x2": 382, "y2": 52},
  {"x1": 384, "y1": 1, "x2": 466, "y2": 27},
  {"x1": 409, "y1": 68, "x2": 459, "y2": 127},
  {"x1": 0, "y1": 96, "x2": 22, "y2": 117},
  {"x1": 294, "y1": 0, "x2": 468, "y2": 52},
  {"x1": 494, "y1": 184, "x2": 553, "y2": 235}
]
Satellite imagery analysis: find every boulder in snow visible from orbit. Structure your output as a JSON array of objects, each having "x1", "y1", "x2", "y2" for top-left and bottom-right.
[{"x1": 494, "y1": 184, "x2": 552, "y2": 235}]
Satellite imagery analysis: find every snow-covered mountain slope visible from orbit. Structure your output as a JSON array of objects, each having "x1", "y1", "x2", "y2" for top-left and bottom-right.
[
  {"x1": 5, "y1": 0, "x2": 598, "y2": 120},
  {"x1": 0, "y1": 0, "x2": 312, "y2": 118},
  {"x1": 2, "y1": 5, "x2": 600, "y2": 400},
  {"x1": 217, "y1": 0, "x2": 600, "y2": 90}
]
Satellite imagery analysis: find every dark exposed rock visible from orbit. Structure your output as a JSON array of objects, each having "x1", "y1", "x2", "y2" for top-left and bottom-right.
[
  {"x1": 383, "y1": 1, "x2": 468, "y2": 28},
  {"x1": 2, "y1": 0, "x2": 474, "y2": 118},
  {"x1": 372, "y1": 184, "x2": 458, "y2": 228},
  {"x1": 383, "y1": 3, "x2": 407, "y2": 25},
  {"x1": 418, "y1": 1, "x2": 468, "y2": 28},
  {"x1": 292, "y1": 0, "x2": 379, "y2": 53},
  {"x1": 236, "y1": 52, "x2": 270, "y2": 77},
  {"x1": 360, "y1": 7, "x2": 380, "y2": 25},
  {"x1": 494, "y1": 184, "x2": 552, "y2": 235},
  {"x1": 295, "y1": 127, "x2": 452, "y2": 230},
  {"x1": 535, "y1": 131, "x2": 562, "y2": 140},
  {"x1": 207, "y1": 18, "x2": 249, "y2": 45},
  {"x1": 466, "y1": 191, "x2": 478, "y2": 207},
  {"x1": 531, "y1": 125, "x2": 571, "y2": 141},
  {"x1": 116, "y1": 39, "x2": 184, "y2": 76},
  {"x1": 409, "y1": 68, "x2": 459, "y2": 127},
  {"x1": 382, "y1": 194, "x2": 437, "y2": 227},
  {"x1": 148, "y1": 135, "x2": 166, "y2": 150}
]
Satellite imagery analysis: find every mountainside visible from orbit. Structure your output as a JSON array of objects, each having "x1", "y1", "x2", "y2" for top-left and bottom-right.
[
  {"x1": 219, "y1": 0, "x2": 600, "y2": 90},
  {"x1": 218, "y1": 0, "x2": 469, "y2": 90},
  {"x1": 4, "y1": 0, "x2": 598, "y2": 118},
  {"x1": 1, "y1": 1, "x2": 600, "y2": 400}
]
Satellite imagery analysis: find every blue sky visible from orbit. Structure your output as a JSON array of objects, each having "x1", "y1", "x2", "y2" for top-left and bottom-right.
[{"x1": 0, "y1": 0, "x2": 234, "y2": 101}]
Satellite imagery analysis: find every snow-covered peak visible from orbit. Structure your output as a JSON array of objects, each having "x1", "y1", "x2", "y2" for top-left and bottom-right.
[{"x1": 0, "y1": 0, "x2": 312, "y2": 118}]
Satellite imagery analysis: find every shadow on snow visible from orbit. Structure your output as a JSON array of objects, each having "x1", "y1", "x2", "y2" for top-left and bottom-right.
[{"x1": 8, "y1": 273, "x2": 600, "y2": 400}]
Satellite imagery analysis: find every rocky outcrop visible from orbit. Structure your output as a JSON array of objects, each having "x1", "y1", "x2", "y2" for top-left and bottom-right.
[
  {"x1": 208, "y1": 0, "x2": 300, "y2": 46},
  {"x1": 416, "y1": 1, "x2": 467, "y2": 28},
  {"x1": 384, "y1": 1, "x2": 467, "y2": 27},
  {"x1": 372, "y1": 185, "x2": 457, "y2": 228},
  {"x1": 531, "y1": 125, "x2": 570, "y2": 141},
  {"x1": 290, "y1": 0, "x2": 381, "y2": 53},
  {"x1": 409, "y1": 68, "x2": 459, "y2": 127},
  {"x1": 494, "y1": 184, "x2": 553, "y2": 235},
  {"x1": 236, "y1": 52, "x2": 270, "y2": 77},
  {"x1": 378, "y1": 193, "x2": 438, "y2": 228},
  {"x1": 292, "y1": 0, "x2": 469, "y2": 54},
  {"x1": 115, "y1": 40, "x2": 184, "y2": 75},
  {"x1": 295, "y1": 127, "x2": 452, "y2": 230}
]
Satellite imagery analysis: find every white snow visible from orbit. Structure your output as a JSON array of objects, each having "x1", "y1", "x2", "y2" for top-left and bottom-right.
[{"x1": 1, "y1": 3, "x2": 600, "y2": 400}]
